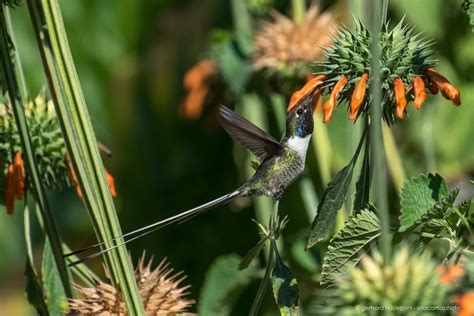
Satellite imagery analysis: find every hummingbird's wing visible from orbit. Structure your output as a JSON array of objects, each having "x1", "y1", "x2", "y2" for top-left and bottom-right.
[{"x1": 218, "y1": 106, "x2": 283, "y2": 161}]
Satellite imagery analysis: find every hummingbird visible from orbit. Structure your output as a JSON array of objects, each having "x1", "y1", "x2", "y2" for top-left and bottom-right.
[{"x1": 66, "y1": 95, "x2": 315, "y2": 266}]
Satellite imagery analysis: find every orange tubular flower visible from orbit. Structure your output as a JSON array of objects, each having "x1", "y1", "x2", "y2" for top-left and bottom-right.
[
  {"x1": 181, "y1": 59, "x2": 217, "y2": 119},
  {"x1": 349, "y1": 73, "x2": 368, "y2": 120},
  {"x1": 424, "y1": 77, "x2": 439, "y2": 95},
  {"x1": 425, "y1": 68, "x2": 461, "y2": 106},
  {"x1": 412, "y1": 76, "x2": 427, "y2": 109},
  {"x1": 437, "y1": 264, "x2": 465, "y2": 285},
  {"x1": 66, "y1": 153, "x2": 117, "y2": 199},
  {"x1": 12, "y1": 152, "x2": 25, "y2": 199},
  {"x1": 455, "y1": 292, "x2": 474, "y2": 316},
  {"x1": 288, "y1": 74, "x2": 326, "y2": 112},
  {"x1": 394, "y1": 78, "x2": 407, "y2": 119},
  {"x1": 323, "y1": 76, "x2": 348, "y2": 123},
  {"x1": 4, "y1": 152, "x2": 26, "y2": 215},
  {"x1": 105, "y1": 168, "x2": 117, "y2": 197},
  {"x1": 66, "y1": 153, "x2": 83, "y2": 199}
]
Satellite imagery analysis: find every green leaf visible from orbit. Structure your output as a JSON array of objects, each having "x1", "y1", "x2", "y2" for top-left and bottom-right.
[
  {"x1": 321, "y1": 209, "x2": 380, "y2": 288},
  {"x1": 307, "y1": 159, "x2": 357, "y2": 248},
  {"x1": 307, "y1": 127, "x2": 367, "y2": 249},
  {"x1": 42, "y1": 239, "x2": 67, "y2": 316},
  {"x1": 399, "y1": 173, "x2": 448, "y2": 231},
  {"x1": 353, "y1": 139, "x2": 371, "y2": 212},
  {"x1": 271, "y1": 244, "x2": 299, "y2": 316},
  {"x1": 25, "y1": 259, "x2": 48, "y2": 315},
  {"x1": 239, "y1": 237, "x2": 267, "y2": 270},
  {"x1": 199, "y1": 254, "x2": 259, "y2": 316}
]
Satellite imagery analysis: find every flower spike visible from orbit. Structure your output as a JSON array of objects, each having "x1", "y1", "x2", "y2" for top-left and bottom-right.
[
  {"x1": 295, "y1": 17, "x2": 462, "y2": 124},
  {"x1": 349, "y1": 73, "x2": 368, "y2": 120},
  {"x1": 394, "y1": 78, "x2": 407, "y2": 119}
]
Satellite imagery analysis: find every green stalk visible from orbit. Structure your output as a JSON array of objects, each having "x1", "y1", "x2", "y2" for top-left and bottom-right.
[
  {"x1": 382, "y1": 124, "x2": 406, "y2": 192},
  {"x1": 369, "y1": 0, "x2": 391, "y2": 260},
  {"x1": 26, "y1": 0, "x2": 144, "y2": 313},
  {"x1": 0, "y1": 5, "x2": 73, "y2": 298},
  {"x1": 241, "y1": 94, "x2": 273, "y2": 226},
  {"x1": 291, "y1": 0, "x2": 306, "y2": 23},
  {"x1": 231, "y1": 0, "x2": 251, "y2": 39}
]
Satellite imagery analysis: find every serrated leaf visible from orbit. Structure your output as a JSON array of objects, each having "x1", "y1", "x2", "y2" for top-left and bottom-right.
[
  {"x1": 199, "y1": 254, "x2": 259, "y2": 316},
  {"x1": 271, "y1": 245, "x2": 299, "y2": 316},
  {"x1": 399, "y1": 173, "x2": 448, "y2": 232},
  {"x1": 307, "y1": 159, "x2": 357, "y2": 248},
  {"x1": 321, "y1": 209, "x2": 380, "y2": 288},
  {"x1": 42, "y1": 239, "x2": 67, "y2": 316}
]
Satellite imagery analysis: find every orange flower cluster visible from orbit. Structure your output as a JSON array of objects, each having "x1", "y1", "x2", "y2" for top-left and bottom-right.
[
  {"x1": 66, "y1": 153, "x2": 117, "y2": 200},
  {"x1": 437, "y1": 264, "x2": 465, "y2": 285},
  {"x1": 4, "y1": 152, "x2": 26, "y2": 214},
  {"x1": 181, "y1": 59, "x2": 218, "y2": 119},
  {"x1": 455, "y1": 292, "x2": 474, "y2": 316},
  {"x1": 288, "y1": 68, "x2": 461, "y2": 122}
]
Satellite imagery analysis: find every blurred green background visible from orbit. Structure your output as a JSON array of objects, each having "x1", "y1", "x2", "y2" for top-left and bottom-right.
[{"x1": 0, "y1": 0, "x2": 473, "y2": 314}]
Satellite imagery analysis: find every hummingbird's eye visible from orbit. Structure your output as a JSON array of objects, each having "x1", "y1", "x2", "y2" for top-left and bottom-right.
[{"x1": 296, "y1": 108, "x2": 304, "y2": 115}]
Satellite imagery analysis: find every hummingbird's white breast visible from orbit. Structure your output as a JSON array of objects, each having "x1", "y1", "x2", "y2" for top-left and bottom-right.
[{"x1": 286, "y1": 135, "x2": 312, "y2": 162}]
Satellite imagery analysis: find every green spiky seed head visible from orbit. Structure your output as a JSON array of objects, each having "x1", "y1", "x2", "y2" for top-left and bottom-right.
[
  {"x1": 0, "y1": 92, "x2": 70, "y2": 204},
  {"x1": 318, "y1": 18, "x2": 436, "y2": 124},
  {"x1": 314, "y1": 247, "x2": 453, "y2": 315}
]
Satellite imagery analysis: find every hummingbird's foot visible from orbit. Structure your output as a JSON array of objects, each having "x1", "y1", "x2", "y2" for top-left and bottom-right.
[{"x1": 273, "y1": 185, "x2": 285, "y2": 200}]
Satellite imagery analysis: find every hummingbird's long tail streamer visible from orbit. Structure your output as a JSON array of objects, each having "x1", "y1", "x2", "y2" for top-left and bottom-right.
[{"x1": 66, "y1": 190, "x2": 241, "y2": 267}]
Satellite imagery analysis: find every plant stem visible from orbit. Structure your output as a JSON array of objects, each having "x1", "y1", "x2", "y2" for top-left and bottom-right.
[
  {"x1": 369, "y1": 0, "x2": 391, "y2": 260},
  {"x1": 0, "y1": 4, "x2": 73, "y2": 298},
  {"x1": 4, "y1": 7, "x2": 27, "y2": 98},
  {"x1": 26, "y1": 0, "x2": 144, "y2": 313},
  {"x1": 292, "y1": 0, "x2": 306, "y2": 23},
  {"x1": 382, "y1": 124, "x2": 406, "y2": 192},
  {"x1": 231, "y1": 0, "x2": 251, "y2": 39}
]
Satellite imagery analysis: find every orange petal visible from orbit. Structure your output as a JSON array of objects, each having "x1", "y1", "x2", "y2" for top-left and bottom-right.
[
  {"x1": 66, "y1": 153, "x2": 83, "y2": 199},
  {"x1": 13, "y1": 152, "x2": 26, "y2": 199},
  {"x1": 104, "y1": 168, "x2": 117, "y2": 198},
  {"x1": 323, "y1": 76, "x2": 348, "y2": 123},
  {"x1": 322, "y1": 98, "x2": 334, "y2": 123},
  {"x1": 288, "y1": 74, "x2": 326, "y2": 112},
  {"x1": 426, "y1": 68, "x2": 461, "y2": 106},
  {"x1": 455, "y1": 292, "x2": 474, "y2": 316},
  {"x1": 312, "y1": 89, "x2": 322, "y2": 113},
  {"x1": 425, "y1": 77, "x2": 439, "y2": 95},
  {"x1": 394, "y1": 78, "x2": 407, "y2": 119},
  {"x1": 437, "y1": 264, "x2": 465, "y2": 285},
  {"x1": 5, "y1": 164, "x2": 15, "y2": 215},
  {"x1": 349, "y1": 73, "x2": 368, "y2": 120},
  {"x1": 412, "y1": 76, "x2": 427, "y2": 109}
]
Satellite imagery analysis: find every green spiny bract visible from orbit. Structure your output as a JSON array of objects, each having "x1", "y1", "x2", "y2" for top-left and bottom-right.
[
  {"x1": 317, "y1": 18, "x2": 436, "y2": 124},
  {"x1": 313, "y1": 247, "x2": 452, "y2": 315},
  {"x1": 0, "y1": 93, "x2": 70, "y2": 201}
]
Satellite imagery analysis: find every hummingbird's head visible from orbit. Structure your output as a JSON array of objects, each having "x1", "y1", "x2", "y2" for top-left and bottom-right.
[{"x1": 285, "y1": 95, "x2": 314, "y2": 139}]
